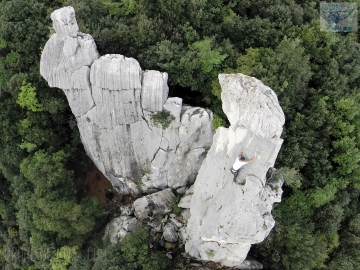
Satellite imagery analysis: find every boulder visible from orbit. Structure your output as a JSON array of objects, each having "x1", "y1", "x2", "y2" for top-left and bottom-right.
[
  {"x1": 176, "y1": 186, "x2": 187, "y2": 195},
  {"x1": 102, "y1": 216, "x2": 138, "y2": 245},
  {"x1": 133, "y1": 188, "x2": 175, "y2": 220},
  {"x1": 185, "y1": 74, "x2": 285, "y2": 267},
  {"x1": 163, "y1": 222, "x2": 178, "y2": 242},
  {"x1": 147, "y1": 215, "x2": 164, "y2": 232},
  {"x1": 181, "y1": 209, "x2": 191, "y2": 222},
  {"x1": 119, "y1": 204, "x2": 134, "y2": 216},
  {"x1": 41, "y1": 7, "x2": 285, "y2": 268},
  {"x1": 170, "y1": 217, "x2": 184, "y2": 228},
  {"x1": 236, "y1": 259, "x2": 263, "y2": 269},
  {"x1": 178, "y1": 194, "x2": 192, "y2": 209}
]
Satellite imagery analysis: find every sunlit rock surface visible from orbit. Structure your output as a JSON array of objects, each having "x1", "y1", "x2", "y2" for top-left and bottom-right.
[
  {"x1": 40, "y1": 7, "x2": 214, "y2": 194},
  {"x1": 184, "y1": 74, "x2": 285, "y2": 267},
  {"x1": 41, "y1": 7, "x2": 285, "y2": 269}
]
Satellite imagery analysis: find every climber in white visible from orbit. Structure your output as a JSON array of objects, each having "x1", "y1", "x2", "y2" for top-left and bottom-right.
[{"x1": 230, "y1": 149, "x2": 257, "y2": 182}]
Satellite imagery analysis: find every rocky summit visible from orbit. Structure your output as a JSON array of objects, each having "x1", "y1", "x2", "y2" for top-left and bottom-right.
[
  {"x1": 40, "y1": 6, "x2": 214, "y2": 194},
  {"x1": 40, "y1": 6, "x2": 285, "y2": 269},
  {"x1": 184, "y1": 74, "x2": 285, "y2": 267}
]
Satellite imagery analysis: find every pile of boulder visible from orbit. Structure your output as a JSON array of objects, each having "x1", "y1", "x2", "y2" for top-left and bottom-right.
[{"x1": 102, "y1": 188, "x2": 189, "y2": 248}]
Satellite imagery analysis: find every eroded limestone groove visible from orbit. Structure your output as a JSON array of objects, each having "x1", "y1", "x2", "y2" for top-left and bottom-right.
[
  {"x1": 183, "y1": 74, "x2": 285, "y2": 267},
  {"x1": 40, "y1": 7, "x2": 285, "y2": 269},
  {"x1": 40, "y1": 6, "x2": 214, "y2": 194}
]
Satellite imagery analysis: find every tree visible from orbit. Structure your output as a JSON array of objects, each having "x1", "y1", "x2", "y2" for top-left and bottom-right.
[
  {"x1": 16, "y1": 80, "x2": 43, "y2": 112},
  {"x1": 50, "y1": 246, "x2": 78, "y2": 270},
  {"x1": 20, "y1": 150, "x2": 102, "y2": 239},
  {"x1": 92, "y1": 245, "x2": 134, "y2": 270},
  {"x1": 254, "y1": 202, "x2": 328, "y2": 270},
  {"x1": 121, "y1": 226, "x2": 169, "y2": 270}
]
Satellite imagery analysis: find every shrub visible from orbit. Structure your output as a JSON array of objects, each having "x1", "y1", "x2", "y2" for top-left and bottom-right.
[
  {"x1": 172, "y1": 196, "x2": 183, "y2": 215},
  {"x1": 120, "y1": 226, "x2": 169, "y2": 270},
  {"x1": 151, "y1": 111, "x2": 175, "y2": 130}
]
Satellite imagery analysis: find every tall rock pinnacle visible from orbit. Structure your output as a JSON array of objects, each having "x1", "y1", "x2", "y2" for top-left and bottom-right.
[
  {"x1": 40, "y1": 7, "x2": 285, "y2": 268},
  {"x1": 184, "y1": 74, "x2": 285, "y2": 267},
  {"x1": 40, "y1": 7, "x2": 214, "y2": 194}
]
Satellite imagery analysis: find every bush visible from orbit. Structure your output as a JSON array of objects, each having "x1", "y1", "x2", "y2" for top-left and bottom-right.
[
  {"x1": 151, "y1": 111, "x2": 175, "y2": 130},
  {"x1": 92, "y1": 245, "x2": 134, "y2": 270},
  {"x1": 120, "y1": 226, "x2": 169, "y2": 270}
]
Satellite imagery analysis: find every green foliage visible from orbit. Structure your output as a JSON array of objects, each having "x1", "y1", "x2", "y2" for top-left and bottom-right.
[
  {"x1": 205, "y1": 249, "x2": 215, "y2": 258},
  {"x1": 7, "y1": 227, "x2": 18, "y2": 239},
  {"x1": 20, "y1": 150, "x2": 102, "y2": 238},
  {"x1": 307, "y1": 183, "x2": 338, "y2": 208},
  {"x1": 314, "y1": 204, "x2": 343, "y2": 235},
  {"x1": 20, "y1": 149, "x2": 71, "y2": 190},
  {"x1": 50, "y1": 246, "x2": 78, "y2": 270},
  {"x1": 19, "y1": 141, "x2": 37, "y2": 152},
  {"x1": 210, "y1": 76, "x2": 222, "y2": 101},
  {"x1": 235, "y1": 37, "x2": 312, "y2": 118},
  {"x1": 151, "y1": 111, "x2": 174, "y2": 130},
  {"x1": 91, "y1": 245, "x2": 134, "y2": 270},
  {"x1": 120, "y1": 226, "x2": 149, "y2": 266},
  {"x1": 4, "y1": 51, "x2": 20, "y2": 68},
  {"x1": 142, "y1": 251, "x2": 169, "y2": 270},
  {"x1": 277, "y1": 167, "x2": 302, "y2": 189},
  {"x1": 102, "y1": 0, "x2": 122, "y2": 17},
  {"x1": 16, "y1": 80, "x2": 43, "y2": 112},
  {"x1": 212, "y1": 114, "x2": 226, "y2": 129},
  {"x1": 190, "y1": 38, "x2": 227, "y2": 73},
  {"x1": 121, "y1": 226, "x2": 169, "y2": 270},
  {"x1": 172, "y1": 196, "x2": 182, "y2": 215},
  {"x1": 0, "y1": 37, "x2": 6, "y2": 50},
  {"x1": 0, "y1": 0, "x2": 359, "y2": 269},
  {"x1": 103, "y1": 0, "x2": 136, "y2": 17},
  {"x1": 68, "y1": 253, "x2": 92, "y2": 270},
  {"x1": 255, "y1": 204, "x2": 328, "y2": 270}
]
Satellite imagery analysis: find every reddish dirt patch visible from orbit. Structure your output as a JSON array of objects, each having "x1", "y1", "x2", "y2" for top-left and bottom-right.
[
  {"x1": 82, "y1": 165, "x2": 113, "y2": 204},
  {"x1": 79, "y1": 162, "x2": 136, "y2": 211}
]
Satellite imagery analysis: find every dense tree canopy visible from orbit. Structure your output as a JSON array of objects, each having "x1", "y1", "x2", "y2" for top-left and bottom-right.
[{"x1": 0, "y1": 0, "x2": 359, "y2": 269}]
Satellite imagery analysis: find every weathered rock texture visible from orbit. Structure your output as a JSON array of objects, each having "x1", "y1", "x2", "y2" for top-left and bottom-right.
[
  {"x1": 41, "y1": 7, "x2": 285, "y2": 268},
  {"x1": 102, "y1": 215, "x2": 138, "y2": 245},
  {"x1": 133, "y1": 188, "x2": 175, "y2": 220},
  {"x1": 40, "y1": 7, "x2": 213, "y2": 194},
  {"x1": 184, "y1": 74, "x2": 285, "y2": 267}
]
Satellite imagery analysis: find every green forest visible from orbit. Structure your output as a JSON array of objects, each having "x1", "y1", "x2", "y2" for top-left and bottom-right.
[{"x1": 0, "y1": 0, "x2": 360, "y2": 269}]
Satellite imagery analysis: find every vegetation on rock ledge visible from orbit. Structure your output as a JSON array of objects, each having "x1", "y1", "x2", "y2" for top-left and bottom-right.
[{"x1": 0, "y1": 0, "x2": 359, "y2": 269}]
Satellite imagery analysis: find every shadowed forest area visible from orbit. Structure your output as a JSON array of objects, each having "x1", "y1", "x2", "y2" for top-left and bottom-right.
[{"x1": 0, "y1": 0, "x2": 360, "y2": 269}]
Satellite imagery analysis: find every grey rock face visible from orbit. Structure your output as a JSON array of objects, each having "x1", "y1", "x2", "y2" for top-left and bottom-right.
[
  {"x1": 185, "y1": 74, "x2": 285, "y2": 267},
  {"x1": 41, "y1": 7, "x2": 285, "y2": 268},
  {"x1": 133, "y1": 188, "x2": 175, "y2": 220},
  {"x1": 102, "y1": 216, "x2": 138, "y2": 245},
  {"x1": 220, "y1": 74, "x2": 285, "y2": 139},
  {"x1": 163, "y1": 222, "x2": 179, "y2": 242},
  {"x1": 40, "y1": 7, "x2": 98, "y2": 118},
  {"x1": 40, "y1": 7, "x2": 214, "y2": 194},
  {"x1": 236, "y1": 259, "x2": 263, "y2": 269},
  {"x1": 50, "y1": 7, "x2": 79, "y2": 39},
  {"x1": 141, "y1": 70, "x2": 169, "y2": 112},
  {"x1": 119, "y1": 204, "x2": 134, "y2": 216}
]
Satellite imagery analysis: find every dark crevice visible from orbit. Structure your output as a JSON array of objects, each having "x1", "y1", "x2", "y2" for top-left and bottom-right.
[{"x1": 169, "y1": 85, "x2": 207, "y2": 108}]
